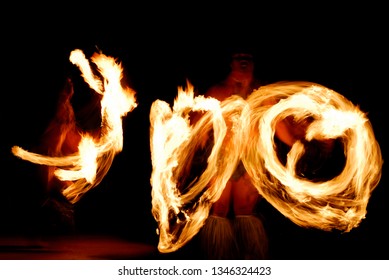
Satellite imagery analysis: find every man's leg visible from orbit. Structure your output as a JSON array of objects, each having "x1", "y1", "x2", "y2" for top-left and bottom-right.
[
  {"x1": 199, "y1": 181, "x2": 238, "y2": 259},
  {"x1": 232, "y1": 172, "x2": 268, "y2": 259}
]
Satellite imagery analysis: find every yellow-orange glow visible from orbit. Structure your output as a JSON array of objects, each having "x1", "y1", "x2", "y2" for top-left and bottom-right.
[
  {"x1": 12, "y1": 49, "x2": 137, "y2": 203},
  {"x1": 149, "y1": 81, "x2": 383, "y2": 253},
  {"x1": 244, "y1": 81, "x2": 382, "y2": 232},
  {"x1": 150, "y1": 81, "x2": 247, "y2": 252}
]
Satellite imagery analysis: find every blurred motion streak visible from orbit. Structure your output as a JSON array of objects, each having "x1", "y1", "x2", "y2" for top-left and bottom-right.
[
  {"x1": 12, "y1": 49, "x2": 137, "y2": 203},
  {"x1": 149, "y1": 81, "x2": 383, "y2": 253}
]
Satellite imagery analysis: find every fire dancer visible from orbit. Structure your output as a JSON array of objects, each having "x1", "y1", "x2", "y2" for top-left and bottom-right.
[
  {"x1": 150, "y1": 47, "x2": 380, "y2": 257},
  {"x1": 195, "y1": 51, "x2": 269, "y2": 259},
  {"x1": 195, "y1": 51, "x2": 344, "y2": 259},
  {"x1": 35, "y1": 78, "x2": 101, "y2": 233}
]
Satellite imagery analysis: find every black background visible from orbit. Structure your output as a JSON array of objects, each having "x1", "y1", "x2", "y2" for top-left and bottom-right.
[{"x1": 1, "y1": 3, "x2": 387, "y2": 259}]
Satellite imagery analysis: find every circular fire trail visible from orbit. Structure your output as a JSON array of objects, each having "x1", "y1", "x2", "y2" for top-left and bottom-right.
[{"x1": 149, "y1": 81, "x2": 383, "y2": 253}]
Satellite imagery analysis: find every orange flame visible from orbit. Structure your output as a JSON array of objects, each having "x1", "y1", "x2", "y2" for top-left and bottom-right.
[
  {"x1": 149, "y1": 80, "x2": 383, "y2": 253},
  {"x1": 243, "y1": 81, "x2": 383, "y2": 231},
  {"x1": 12, "y1": 49, "x2": 137, "y2": 203}
]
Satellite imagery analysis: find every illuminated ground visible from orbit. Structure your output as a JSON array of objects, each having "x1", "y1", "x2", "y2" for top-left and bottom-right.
[{"x1": 0, "y1": 235, "x2": 158, "y2": 260}]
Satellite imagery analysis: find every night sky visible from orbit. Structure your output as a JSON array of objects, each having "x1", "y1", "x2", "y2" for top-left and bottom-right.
[{"x1": 1, "y1": 5, "x2": 387, "y2": 260}]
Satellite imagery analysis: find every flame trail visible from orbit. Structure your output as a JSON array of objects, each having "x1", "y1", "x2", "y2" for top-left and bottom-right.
[
  {"x1": 150, "y1": 81, "x2": 250, "y2": 252},
  {"x1": 243, "y1": 81, "x2": 383, "y2": 232},
  {"x1": 150, "y1": 80, "x2": 383, "y2": 253},
  {"x1": 12, "y1": 49, "x2": 137, "y2": 203}
]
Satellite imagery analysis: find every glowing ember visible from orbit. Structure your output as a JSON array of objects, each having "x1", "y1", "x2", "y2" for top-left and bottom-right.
[
  {"x1": 149, "y1": 80, "x2": 383, "y2": 253},
  {"x1": 12, "y1": 49, "x2": 137, "y2": 203}
]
